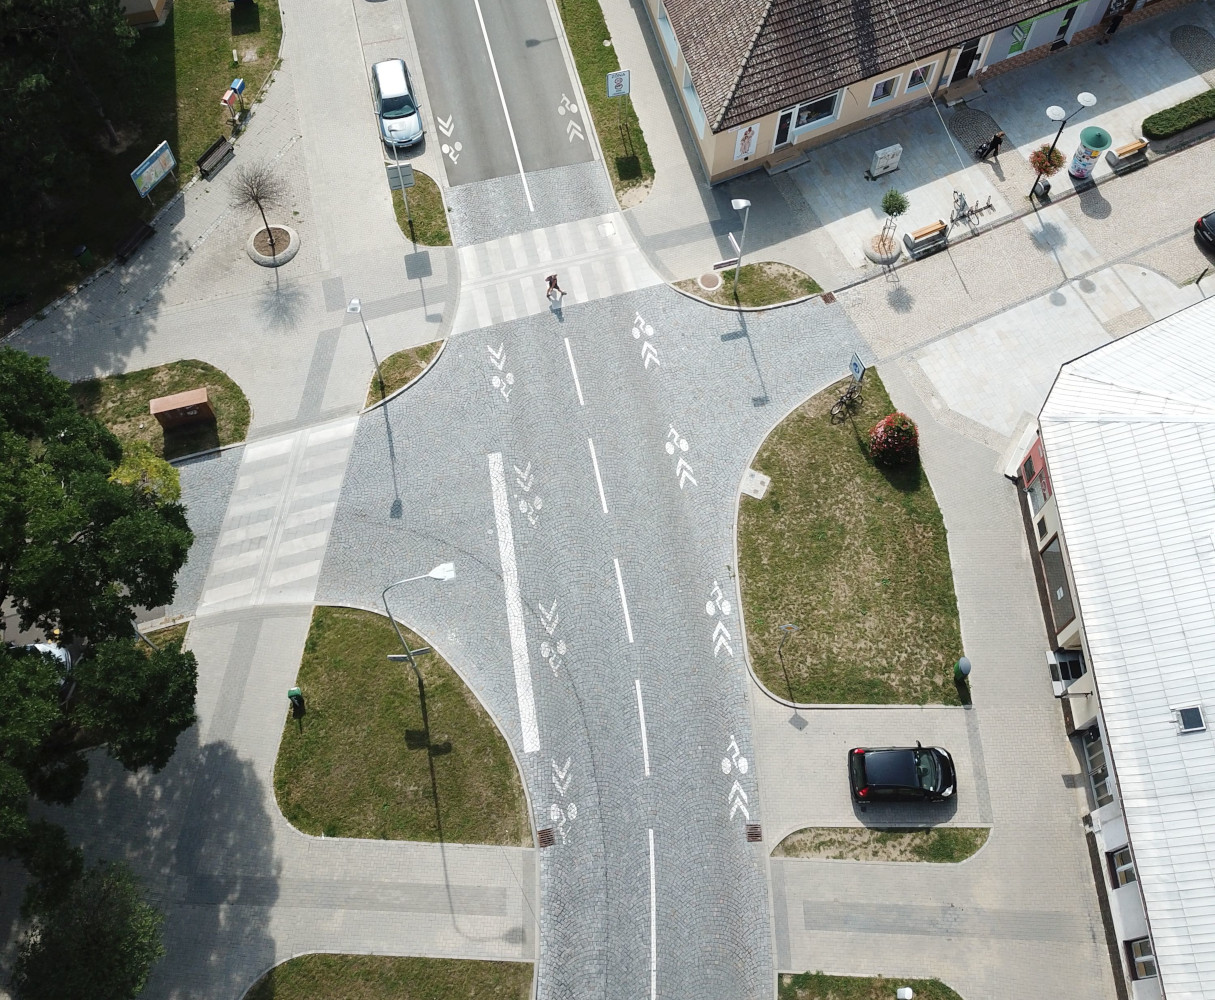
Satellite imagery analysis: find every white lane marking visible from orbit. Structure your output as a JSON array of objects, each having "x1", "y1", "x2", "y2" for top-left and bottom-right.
[
  {"x1": 614, "y1": 558, "x2": 634, "y2": 644},
  {"x1": 648, "y1": 828, "x2": 657, "y2": 1000},
  {"x1": 565, "y1": 337, "x2": 585, "y2": 406},
  {"x1": 488, "y1": 453, "x2": 541, "y2": 753},
  {"x1": 470, "y1": 0, "x2": 534, "y2": 212},
  {"x1": 634, "y1": 679, "x2": 651, "y2": 777},
  {"x1": 588, "y1": 438, "x2": 608, "y2": 514}
]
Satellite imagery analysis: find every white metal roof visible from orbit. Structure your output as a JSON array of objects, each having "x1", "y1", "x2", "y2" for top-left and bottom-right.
[{"x1": 1039, "y1": 296, "x2": 1215, "y2": 1000}]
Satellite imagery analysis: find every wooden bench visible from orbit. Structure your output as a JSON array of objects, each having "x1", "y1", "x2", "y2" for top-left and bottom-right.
[
  {"x1": 903, "y1": 220, "x2": 948, "y2": 260},
  {"x1": 1107, "y1": 137, "x2": 1149, "y2": 175},
  {"x1": 115, "y1": 221, "x2": 155, "y2": 263},
  {"x1": 1112, "y1": 138, "x2": 1148, "y2": 159},
  {"x1": 196, "y1": 136, "x2": 235, "y2": 179}
]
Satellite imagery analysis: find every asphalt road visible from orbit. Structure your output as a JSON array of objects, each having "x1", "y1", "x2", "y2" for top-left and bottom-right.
[
  {"x1": 408, "y1": 0, "x2": 595, "y2": 187},
  {"x1": 319, "y1": 286, "x2": 867, "y2": 999}
]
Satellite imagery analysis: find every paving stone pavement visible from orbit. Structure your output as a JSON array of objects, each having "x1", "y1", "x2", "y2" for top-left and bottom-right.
[
  {"x1": 452, "y1": 213, "x2": 663, "y2": 333},
  {"x1": 759, "y1": 359, "x2": 1115, "y2": 998}
]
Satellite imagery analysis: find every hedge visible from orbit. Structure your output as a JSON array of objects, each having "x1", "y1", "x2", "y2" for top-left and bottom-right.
[{"x1": 1143, "y1": 88, "x2": 1215, "y2": 140}]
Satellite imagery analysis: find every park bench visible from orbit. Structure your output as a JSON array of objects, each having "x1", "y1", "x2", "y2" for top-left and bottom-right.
[
  {"x1": 115, "y1": 221, "x2": 155, "y2": 263},
  {"x1": 903, "y1": 220, "x2": 948, "y2": 260},
  {"x1": 1107, "y1": 137, "x2": 1149, "y2": 174},
  {"x1": 197, "y1": 136, "x2": 235, "y2": 179}
]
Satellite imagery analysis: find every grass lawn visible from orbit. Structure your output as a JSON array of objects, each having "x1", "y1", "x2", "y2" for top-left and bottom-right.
[
  {"x1": 773, "y1": 826, "x2": 989, "y2": 863},
  {"x1": 391, "y1": 170, "x2": 451, "y2": 247},
  {"x1": 366, "y1": 341, "x2": 443, "y2": 407},
  {"x1": 675, "y1": 262, "x2": 822, "y2": 308},
  {"x1": 780, "y1": 972, "x2": 962, "y2": 1000},
  {"x1": 71, "y1": 359, "x2": 251, "y2": 461},
  {"x1": 737, "y1": 370, "x2": 962, "y2": 705},
  {"x1": 554, "y1": 0, "x2": 655, "y2": 203},
  {"x1": 0, "y1": 0, "x2": 282, "y2": 334},
  {"x1": 274, "y1": 607, "x2": 531, "y2": 845},
  {"x1": 144, "y1": 622, "x2": 190, "y2": 649},
  {"x1": 245, "y1": 955, "x2": 533, "y2": 1000}
]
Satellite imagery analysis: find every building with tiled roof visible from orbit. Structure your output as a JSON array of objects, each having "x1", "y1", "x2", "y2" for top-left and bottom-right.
[{"x1": 639, "y1": 0, "x2": 1125, "y2": 181}]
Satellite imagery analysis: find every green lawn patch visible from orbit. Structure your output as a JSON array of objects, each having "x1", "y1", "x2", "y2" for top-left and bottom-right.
[
  {"x1": 738, "y1": 371, "x2": 962, "y2": 705},
  {"x1": 71, "y1": 359, "x2": 251, "y2": 461},
  {"x1": 1143, "y1": 88, "x2": 1215, "y2": 140},
  {"x1": 781, "y1": 972, "x2": 962, "y2": 1000},
  {"x1": 366, "y1": 341, "x2": 443, "y2": 408},
  {"x1": 675, "y1": 262, "x2": 821, "y2": 308},
  {"x1": 144, "y1": 622, "x2": 190, "y2": 650},
  {"x1": 554, "y1": 0, "x2": 654, "y2": 201},
  {"x1": 773, "y1": 826, "x2": 988, "y2": 863},
  {"x1": 0, "y1": 0, "x2": 282, "y2": 334},
  {"x1": 391, "y1": 170, "x2": 451, "y2": 246},
  {"x1": 274, "y1": 607, "x2": 531, "y2": 845},
  {"x1": 245, "y1": 955, "x2": 533, "y2": 1000}
]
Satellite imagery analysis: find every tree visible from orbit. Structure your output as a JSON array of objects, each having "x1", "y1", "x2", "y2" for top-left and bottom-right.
[
  {"x1": 231, "y1": 162, "x2": 286, "y2": 256},
  {"x1": 880, "y1": 187, "x2": 909, "y2": 246},
  {"x1": 0, "y1": 348, "x2": 197, "y2": 855},
  {"x1": 12, "y1": 861, "x2": 165, "y2": 1000}
]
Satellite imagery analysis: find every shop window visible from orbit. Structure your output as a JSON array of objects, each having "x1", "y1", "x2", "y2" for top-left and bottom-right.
[
  {"x1": 1126, "y1": 938, "x2": 1157, "y2": 979},
  {"x1": 794, "y1": 92, "x2": 840, "y2": 131},
  {"x1": 1040, "y1": 537, "x2": 1075, "y2": 629},
  {"x1": 1108, "y1": 847, "x2": 1136, "y2": 887},
  {"x1": 1084, "y1": 729, "x2": 1114, "y2": 808}
]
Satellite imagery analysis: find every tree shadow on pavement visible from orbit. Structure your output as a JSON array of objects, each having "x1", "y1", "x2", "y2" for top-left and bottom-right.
[{"x1": 257, "y1": 271, "x2": 308, "y2": 331}]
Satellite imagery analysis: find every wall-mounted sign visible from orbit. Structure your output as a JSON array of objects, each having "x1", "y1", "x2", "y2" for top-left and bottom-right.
[{"x1": 734, "y1": 124, "x2": 758, "y2": 161}]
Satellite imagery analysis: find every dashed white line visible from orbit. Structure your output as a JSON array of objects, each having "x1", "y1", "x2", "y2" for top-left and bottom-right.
[
  {"x1": 470, "y1": 0, "x2": 534, "y2": 212},
  {"x1": 634, "y1": 679, "x2": 651, "y2": 777},
  {"x1": 565, "y1": 337, "x2": 585, "y2": 406},
  {"x1": 588, "y1": 438, "x2": 608, "y2": 514},
  {"x1": 648, "y1": 828, "x2": 657, "y2": 1000},
  {"x1": 613, "y1": 558, "x2": 635, "y2": 644},
  {"x1": 487, "y1": 453, "x2": 540, "y2": 753}
]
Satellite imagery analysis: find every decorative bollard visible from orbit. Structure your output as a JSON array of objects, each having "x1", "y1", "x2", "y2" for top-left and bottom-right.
[
  {"x1": 953, "y1": 656, "x2": 972, "y2": 682},
  {"x1": 288, "y1": 687, "x2": 306, "y2": 719}
]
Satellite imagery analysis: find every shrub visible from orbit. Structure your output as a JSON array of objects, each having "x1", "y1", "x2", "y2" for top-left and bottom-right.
[
  {"x1": 1028, "y1": 144, "x2": 1065, "y2": 176},
  {"x1": 869, "y1": 412, "x2": 919, "y2": 466},
  {"x1": 1143, "y1": 88, "x2": 1215, "y2": 140}
]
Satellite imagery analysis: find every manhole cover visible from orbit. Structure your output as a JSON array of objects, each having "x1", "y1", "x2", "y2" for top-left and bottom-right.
[
  {"x1": 821, "y1": 291, "x2": 836, "y2": 304},
  {"x1": 538, "y1": 827, "x2": 556, "y2": 848},
  {"x1": 741, "y1": 468, "x2": 770, "y2": 499},
  {"x1": 746, "y1": 823, "x2": 763, "y2": 842},
  {"x1": 698, "y1": 272, "x2": 722, "y2": 291}
]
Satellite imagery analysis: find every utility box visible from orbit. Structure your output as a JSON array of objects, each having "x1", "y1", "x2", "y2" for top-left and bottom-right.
[{"x1": 149, "y1": 388, "x2": 213, "y2": 429}]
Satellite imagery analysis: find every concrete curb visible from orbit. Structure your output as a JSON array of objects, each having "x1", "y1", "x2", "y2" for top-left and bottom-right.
[{"x1": 359, "y1": 337, "x2": 449, "y2": 415}]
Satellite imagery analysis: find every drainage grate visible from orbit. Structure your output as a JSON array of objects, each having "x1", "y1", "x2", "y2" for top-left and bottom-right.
[
  {"x1": 821, "y1": 291, "x2": 836, "y2": 304},
  {"x1": 746, "y1": 823, "x2": 763, "y2": 842},
  {"x1": 537, "y1": 827, "x2": 556, "y2": 848}
]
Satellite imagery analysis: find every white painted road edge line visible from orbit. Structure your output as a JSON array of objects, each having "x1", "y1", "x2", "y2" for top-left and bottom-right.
[
  {"x1": 613, "y1": 557, "x2": 635, "y2": 644},
  {"x1": 648, "y1": 828, "x2": 657, "y2": 1000},
  {"x1": 470, "y1": 0, "x2": 534, "y2": 212},
  {"x1": 634, "y1": 679, "x2": 651, "y2": 777},
  {"x1": 564, "y1": 337, "x2": 585, "y2": 406},
  {"x1": 487, "y1": 453, "x2": 540, "y2": 752},
  {"x1": 588, "y1": 438, "x2": 608, "y2": 514}
]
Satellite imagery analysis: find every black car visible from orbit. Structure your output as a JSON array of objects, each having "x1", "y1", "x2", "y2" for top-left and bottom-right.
[
  {"x1": 1195, "y1": 213, "x2": 1215, "y2": 248},
  {"x1": 848, "y1": 743, "x2": 956, "y2": 802}
]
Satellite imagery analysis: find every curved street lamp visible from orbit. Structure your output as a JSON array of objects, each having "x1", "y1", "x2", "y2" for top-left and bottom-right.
[{"x1": 1031, "y1": 91, "x2": 1096, "y2": 198}]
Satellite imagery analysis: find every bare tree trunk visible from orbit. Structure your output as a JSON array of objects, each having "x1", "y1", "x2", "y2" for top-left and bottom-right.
[
  {"x1": 255, "y1": 201, "x2": 276, "y2": 256},
  {"x1": 60, "y1": 37, "x2": 119, "y2": 147}
]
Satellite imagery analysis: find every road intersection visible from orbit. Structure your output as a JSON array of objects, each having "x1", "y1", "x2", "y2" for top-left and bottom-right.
[{"x1": 5, "y1": 0, "x2": 1215, "y2": 996}]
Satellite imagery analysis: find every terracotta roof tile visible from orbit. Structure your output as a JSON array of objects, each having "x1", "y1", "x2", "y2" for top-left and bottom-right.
[{"x1": 663, "y1": 0, "x2": 1070, "y2": 131}]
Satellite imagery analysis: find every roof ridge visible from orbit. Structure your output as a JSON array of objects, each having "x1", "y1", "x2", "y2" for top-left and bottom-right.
[{"x1": 713, "y1": 0, "x2": 776, "y2": 132}]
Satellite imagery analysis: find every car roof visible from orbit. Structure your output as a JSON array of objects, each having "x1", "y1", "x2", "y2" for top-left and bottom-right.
[
  {"x1": 862, "y1": 747, "x2": 918, "y2": 787},
  {"x1": 373, "y1": 59, "x2": 409, "y2": 95}
]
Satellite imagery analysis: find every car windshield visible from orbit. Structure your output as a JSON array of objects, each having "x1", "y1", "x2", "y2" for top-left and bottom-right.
[
  {"x1": 381, "y1": 93, "x2": 416, "y2": 119},
  {"x1": 915, "y1": 750, "x2": 940, "y2": 789}
]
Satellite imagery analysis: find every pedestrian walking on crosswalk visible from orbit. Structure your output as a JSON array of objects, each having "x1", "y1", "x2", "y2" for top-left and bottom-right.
[{"x1": 545, "y1": 273, "x2": 565, "y2": 300}]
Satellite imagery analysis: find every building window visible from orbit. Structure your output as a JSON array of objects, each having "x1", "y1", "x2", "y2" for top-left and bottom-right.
[
  {"x1": 1036, "y1": 517, "x2": 1048, "y2": 540},
  {"x1": 681, "y1": 65, "x2": 706, "y2": 138},
  {"x1": 870, "y1": 76, "x2": 899, "y2": 104},
  {"x1": 1126, "y1": 938, "x2": 1157, "y2": 979},
  {"x1": 1108, "y1": 847, "x2": 1136, "y2": 887},
  {"x1": 1084, "y1": 729, "x2": 1114, "y2": 808},
  {"x1": 1175, "y1": 705, "x2": 1206, "y2": 733},
  {"x1": 794, "y1": 92, "x2": 840, "y2": 131},
  {"x1": 906, "y1": 63, "x2": 936, "y2": 91},
  {"x1": 1026, "y1": 471, "x2": 1052, "y2": 515},
  {"x1": 1040, "y1": 537, "x2": 1075, "y2": 629},
  {"x1": 656, "y1": 3, "x2": 679, "y2": 64}
]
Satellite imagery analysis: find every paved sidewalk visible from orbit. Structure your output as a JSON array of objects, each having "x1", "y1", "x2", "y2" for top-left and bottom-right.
[{"x1": 15, "y1": 606, "x2": 535, "y2": 1000}]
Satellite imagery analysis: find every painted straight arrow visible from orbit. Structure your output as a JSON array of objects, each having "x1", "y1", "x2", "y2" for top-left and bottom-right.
[
  {"x1": 487, "y1": 343, "x2": 506, "y2": 370},
  {"x1": 437, "y1": 114, "x2": 455, "y2": 136},
  {"x1": 537, "y1": 599, "x2": 559, "y2": 635},
  {"x1": 713, "y1": 620, "x2": 733, "y2": 657},
  {"x1": 641, "y1": 341, "x2": 659, "y2": 369},
  {"x1": 729, "y1": 780, "x2": 750, "y2": 821},
  {"x1": 566, "y1": 119, "x2": 584, "y2": 142},
  {"x1": 676, "y1": 458, "x2": 697, "y2": 489},
  {"x1": 552, "y1": 757, "x2": 572, "y2": 795}
]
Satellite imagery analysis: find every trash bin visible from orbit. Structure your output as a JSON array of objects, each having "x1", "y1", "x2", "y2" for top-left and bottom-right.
[
  {"x1": 72, "y1": 245, "x2": 95, "y2": 269},
  {"x1": 1069, "y1": 126, "x2": 1113, "y2": 180}
]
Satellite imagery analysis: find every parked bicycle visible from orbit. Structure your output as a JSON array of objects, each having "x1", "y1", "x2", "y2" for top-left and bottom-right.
[{"x1": 830, "y1": 380, "x2": 863, "y2": 422}]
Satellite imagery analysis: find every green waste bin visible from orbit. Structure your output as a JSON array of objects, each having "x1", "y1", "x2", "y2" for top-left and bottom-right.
[{"x1": 72, "y1": 245, "x2": 95, "y2": 269}]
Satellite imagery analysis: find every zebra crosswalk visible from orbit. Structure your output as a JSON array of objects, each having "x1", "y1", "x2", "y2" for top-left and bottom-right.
[
  {"x1": 196, "y1": 416, "x2": 358, "y2": 615},
  {"x1": 452, "y1": 212, "x2": 662, "y2": 333}
]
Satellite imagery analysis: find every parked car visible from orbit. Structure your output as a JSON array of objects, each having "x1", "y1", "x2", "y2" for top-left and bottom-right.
[
  {"x1": 1195, "y1": 212, "x2": 1215, "y2": 249},
  {"x1": 371, "y1": 59, "x2": 424, "y2": 149},
  {"x1": 848, "y1": 743, "x2": 956, "y2": 802}
]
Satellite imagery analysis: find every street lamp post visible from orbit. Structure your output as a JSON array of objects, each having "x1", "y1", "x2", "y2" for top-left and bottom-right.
[
  {"x1": 730, "y1": 198, "x2": 751, "y2": 301},
  {"x1": 1030, "y1": 91, "x2": 1096, "y2": 198},
  {"x1": 381, "y1": 561, "x2": 456, "y2": 684},
  {"x1": 347, "y1": 298, "x2": 386, "y2": 401}
]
